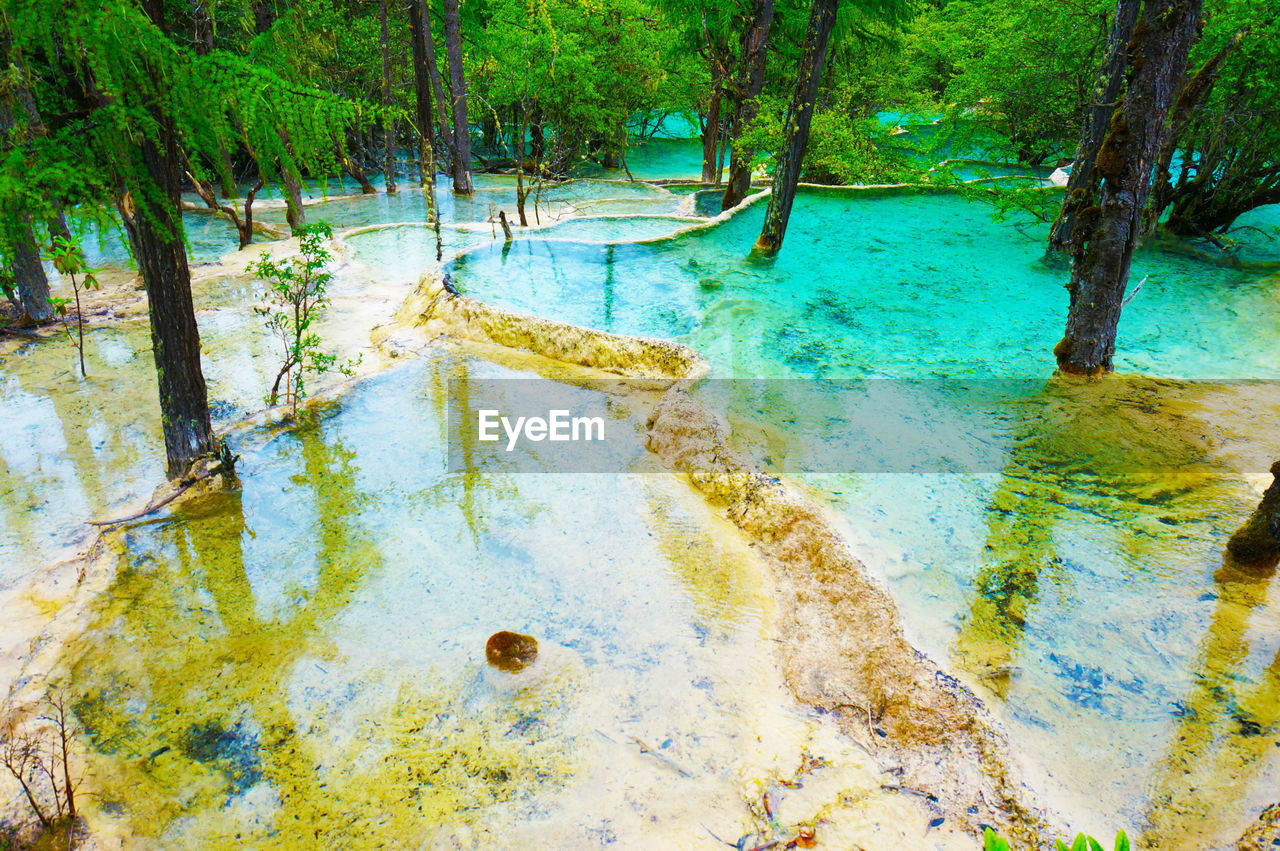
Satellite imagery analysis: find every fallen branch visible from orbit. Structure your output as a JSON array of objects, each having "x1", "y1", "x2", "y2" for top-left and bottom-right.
[{"x1": 87, "y1": 454, "x2": 231, "y2": 527}]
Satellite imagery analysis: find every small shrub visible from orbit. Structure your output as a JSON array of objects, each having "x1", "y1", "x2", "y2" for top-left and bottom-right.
[{"x1": 252, "y1": 221, "x2": 360, "y2": 412}]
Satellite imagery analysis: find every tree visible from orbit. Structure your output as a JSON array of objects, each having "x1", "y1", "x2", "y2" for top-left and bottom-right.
[
  {"x1": 1055, "y1": 0, "x2": 1205, "y2": 376},
  {"x1": 379, "y1": 0, "x2": 397, "y2": 194},
  {"x1": 7, "y1": 0, "x2": 370, "y2": 477},
  {"x1": 1047, "y1": 0, "x2": 1142, "y2": 253},
  {"x1": 721, "y1": 0, "x2": 774, "y2": 209},
  {"x1": 754, "y1": 0, "x2": 840, "y2": 255},
  {"x1": 407, "y1": 0, "x2": 437, "y2": 187},
  {"x1": 442, "y1": 0, "x2": 473, "y2": 193}
]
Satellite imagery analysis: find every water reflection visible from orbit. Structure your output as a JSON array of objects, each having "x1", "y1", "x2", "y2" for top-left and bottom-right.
[{"x1": 1140, "y1": 557, "x2": 1280, "y2": 849}]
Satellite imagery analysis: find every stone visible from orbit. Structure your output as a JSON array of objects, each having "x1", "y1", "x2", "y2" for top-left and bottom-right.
[{"x1": 485, "y1": 631, "x2": 539, "y2": 673}]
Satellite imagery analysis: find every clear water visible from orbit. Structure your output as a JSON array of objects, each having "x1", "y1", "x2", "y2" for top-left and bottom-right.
[
  {"x1": 444, "y1": 189, "x2": 1280, "y2": 845},
  {"x1": 64, "y1": 356, "x2": 950, "y2": 848},
  {"x1": 9, "y1": 143, "x2": 1280, "y2": 848}
]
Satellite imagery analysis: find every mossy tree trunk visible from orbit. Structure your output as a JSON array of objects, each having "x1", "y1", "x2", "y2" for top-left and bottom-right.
[
  {"x1": 721, "y1": 0, "x2": 774, "y2": 210},
  {"x1": 1227, "y1": 462, "x2": 1280, "y2": 569},
  {"x1": 1055, "y1": 0, "x2": 1204, "y2": 375},
  {"x1": 129, "y1": 1, "x2": 215, "y2": 479},
  {"x1": 408, "y1": 0, "x2": 436, "y2": 188},
  {"x1": 1048, "y1": 0, "x2": 1141, "y2": 254},
  {"x1": 379, "y1": 0, "x2": 397, "y2": 195},
  {"x1": 442, "y1": 0, "x2": 473, "y2": 194},
  {"x1": 754, "y1": 0, "x2": 837, "y2": 255}
]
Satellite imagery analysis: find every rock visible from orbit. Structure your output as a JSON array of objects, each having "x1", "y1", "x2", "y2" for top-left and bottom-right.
[
  {"x1": 1049, "y1": 167, "x2": 1071, "y2": 187},
  {"x1": 1226, "y1": 461, "x2": 1280, "y2": 570},
  {"x1": 485, "y1": 631, "x2": 539, "y2": 673}
]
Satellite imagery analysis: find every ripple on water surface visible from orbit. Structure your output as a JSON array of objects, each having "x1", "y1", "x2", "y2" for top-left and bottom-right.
[{"x1": 65, "y1": 356, "x2": 950, "y2": 848}]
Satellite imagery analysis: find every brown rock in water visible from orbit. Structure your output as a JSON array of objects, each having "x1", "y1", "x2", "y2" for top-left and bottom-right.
[
  {"x1": 486, "y1": 631, "x2": 539, "y2": 672},
  {"x1": 1227, "y1": 461, "x2": 1280, "y2": 570}
]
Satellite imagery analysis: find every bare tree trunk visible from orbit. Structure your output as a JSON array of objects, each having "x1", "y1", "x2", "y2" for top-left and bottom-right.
[
  {"x1": 408, "y1": 0, "x2": 436, "y2": 188},
  {"x1": 0, "y1": 87, "x2": 52, "y2": 324},
  {"x1": 701, "y1": 89, "x2": 722, "y2": 184},
  {"x1": 379, "y1": 0, "x2": 397, "y2": 195},
  {"x1": 516, "y1": 102, "x2": 529, "y2": 226},
  {"x1": 722, "y1": 0, "x2": 774, "y2": 210},
  {"x1": 1047, "y1": 0, "x2": 1141, "y2": 254},
  {"x1": 120, "y1": 79, "x2": 215, "y2": 477},
  {"x1": 442, "y1": 0, "x2": 473, "y2": 194},
  {"x1": 1056, "y1": 0, "x2": 1204, "y2": 375},
  {"x1": 754, "y1": 0, "x2": 837, "y2": 255}
]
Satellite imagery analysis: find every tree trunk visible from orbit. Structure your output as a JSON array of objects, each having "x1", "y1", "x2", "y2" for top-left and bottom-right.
[
  {"x1": 1143, "y1": 27, "x2": 1248, "y2": 236},
  {"x1": 278, "y1": 131, "x2": 306, "y2": 234},
  {"x1": 1055, "y1": 0, "x2": 1204, "y2": 376},
  {"x1": 122, "y1": 119, "x2": 215, "y2": 479},
  {"x1": 754, "y1": 0, "x2": 837, "y2": 255},
  {"x1": 9, "y1": 219, "x2": 52, "y2": 324},
  {"x1": 701, "y1": 89, "x2": 722, "y2": 185},
  {"x1": 420, "y1": 5, "x2": 454, "y2": 168},
  {"x1": 1047, "y1": 0, "x2": 1141, "y2": 254},
  {"x1": 253, "y1": 0, "x2": 274, "y2": 34},
  {"x1": 722, "y1": 0, "x2": 774, "y2": 210},
  {"x1": 342, "y1": 155, "x2": 378, "y2": 194},
  {"x1": 191, "y1": 0, "x2": 214, "y2": 54},
  {"x1": 408, "y1": 0, "x2": 436, "y2": 188},
  {"x1": 516, "y1": 102, "x2": 529, "y2": 226},
  {"x1": 379, "y1": 0, "x2": 397, "y2": 195},
  {"x1": 442, "y1": 0, "x2": 473, "y2": 194},
  {"x1": 1227, "y1": 461, "x2": 1280, "y2": 569}
]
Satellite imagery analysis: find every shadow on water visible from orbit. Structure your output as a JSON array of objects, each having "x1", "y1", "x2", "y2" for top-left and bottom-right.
[{"x1": 944, "y1": 377, "x2": 1280, "y2": 844}]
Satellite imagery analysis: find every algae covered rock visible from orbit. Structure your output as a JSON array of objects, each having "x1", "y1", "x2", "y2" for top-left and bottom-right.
[
  {"x1": 486, "y1": 631, "x2": 539, "y2": 672},
  {"x1": 1226, "y1": 461, "x2": 1280, "y2": 569}
]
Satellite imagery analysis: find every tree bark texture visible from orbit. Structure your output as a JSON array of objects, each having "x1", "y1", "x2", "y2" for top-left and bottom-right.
[
  {"x1": 1048, "y1": 0, "x2": 1141, "y2": 253},
  {"x1": 442, "y1": 0, "x2": 473, "y2": 194},
  {"x1": 379, "y1": 0, "x2": 397, "y2": 194},
  {"x1": 1056, "y1": 0, "x2": 1204, "y2": 375},
  {"x1": 722, "y1": 0, "x2": 774, "y2": 210},
  {"x1": 124, "y1": 121, "x2": 215, "y2": 478},
  {"x1": 754, "y1": 0, "x2": 837, "y2": 255},
  {"x1": 408, "y1": 0, "x2": 436, "y2": 188},
  {"x1": 701, "y1": 89, "x2": 722, "y2": 185}
]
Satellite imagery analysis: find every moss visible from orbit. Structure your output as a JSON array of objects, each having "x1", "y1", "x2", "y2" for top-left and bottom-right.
[{"x1": 1226, "y1": 461, "x2": 1280, "y2": 569}]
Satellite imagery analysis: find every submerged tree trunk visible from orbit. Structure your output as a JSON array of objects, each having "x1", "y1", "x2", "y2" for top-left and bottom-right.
[
  {"x1": 379, "y1": 0, "x2": 397, "y2": 195},
  {"x1": 701, "y1": 89, "x2": 722, "y2": 185},
  {"x1": 1047, "y1": 0, "x2": 1141, "y2": 254},
  {"x1": 1055, "y1": 0, "x2": 1204, "y2": 376},
  {"x1": 9, "y1": 220, "x2": 52, "y2": 324},
  {"x1": 123, "y1": 117, "x2": 215, "y2": 478},
  {"x1": 754, "y1": 0, "x2": 837, "y2": 255},
  {"x1": 1227, "y1": 461, "x2": 1280, "y2": 569},
  {"x1": 408, "y1": 0, "x2": 436, "y2": 188},
  {"x1": 342, "y1": 154, "x2": 378, "y2": 194},
  {"x1": 722, "y1": 0, "x2": 774, "y2": 210},
  {"x1": 442, "y1": 0, "x2": 473, "y2": 194}
]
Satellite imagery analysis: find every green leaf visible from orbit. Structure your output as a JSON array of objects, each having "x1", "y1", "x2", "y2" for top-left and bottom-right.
[{"x1": 1114, "y1": 830, "x2": 1130, "y2": 851}]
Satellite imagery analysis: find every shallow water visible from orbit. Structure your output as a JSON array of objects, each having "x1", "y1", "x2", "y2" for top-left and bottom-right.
[
  {"x1": 65, "y1": 357, "x2": 956, "y2": 849},
  {"x1": 9, "y1": 142, "x2": 1280, "y2": 847},
  {"x1": 444, "y1": 189, "x2": 1280, "y2": 845}
]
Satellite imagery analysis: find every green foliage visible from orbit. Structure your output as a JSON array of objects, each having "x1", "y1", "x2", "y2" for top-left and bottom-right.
[
  {"x1": 252, "y1": 222, "x2": 358, "y2": 412},
  {"x1": 45, "y1": 234, "x2": 101, "y2": 378},
  {"x1": 984, "y1": 826, "x2": 1131, "y2": 851}
]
